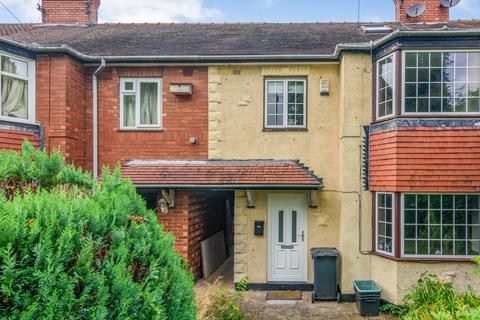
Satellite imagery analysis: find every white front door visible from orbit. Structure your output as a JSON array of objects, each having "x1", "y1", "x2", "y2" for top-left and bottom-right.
[{"x1": 268, "y1": 193, "x2": 307, "y2": 282}]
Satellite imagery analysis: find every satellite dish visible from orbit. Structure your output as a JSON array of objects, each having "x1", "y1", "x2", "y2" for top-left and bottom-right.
[
  {"x1": 440, "y1": 0, "x2": 461, "y2": 8},
  {"x1": 406, "y1": 3, "x2": 426, "y2": 18}
]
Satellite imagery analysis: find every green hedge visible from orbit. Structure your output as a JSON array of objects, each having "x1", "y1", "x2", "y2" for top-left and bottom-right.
[{"x1": 0, "y1": 142, "x2": 196, "y2": 319}]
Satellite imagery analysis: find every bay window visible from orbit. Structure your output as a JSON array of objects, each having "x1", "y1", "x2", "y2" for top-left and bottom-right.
[
  {"x1": 376, "y1": 55, "x2": 396, "y2": 119},
  {"x1": 265, "y1": 79, "x2": 306, "y2": 128},
  {"x1": 402, "y1": 194, "x2": 480, "y2": 258},
  {"x1": 120, "y1": 78, "x2": 162, "y2": 129},
  {"x1": 376, "y1": 193, "x2": 395, "y2": 255},
  {"x1": 0, "y1": 53, "x2": 35, "y2": 123},
  {"x1": 403, "y1": 51, "x2": 480, "y2": 114}
]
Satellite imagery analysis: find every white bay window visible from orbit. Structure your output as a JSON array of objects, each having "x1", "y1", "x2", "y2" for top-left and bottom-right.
[
  {"x1": 376, "y1": 55, "x2": 396, "y2": 119},
  {"x1": 120, "y1": 78, "x2": 162, "y2": 129},
  {"x1": 0, "y1": 53, "x2": 35, "y2": 123}
]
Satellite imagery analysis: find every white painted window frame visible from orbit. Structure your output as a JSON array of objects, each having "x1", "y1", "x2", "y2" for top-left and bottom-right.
[
  {"x1": 119, "y1": 78, "x2": 162, "y2": 129},
  {"x1": 375, "y1": 192, "x2": 395, "y2": 256},
  {"x1": 0, "y1": 51, "x2": 36, "y2": 124},
  {"x1": 376, "y1": 53, "x2": 396, "y2": 120},
  {"x1": 264, "y1": 78, "x2": 307, "y2": 129},
  {"x1": 400, "y1": 193, "x2": 480, "y2": 259},
  {"x1": 401, "y1": 49, "x2": 480, "y2": 116}
]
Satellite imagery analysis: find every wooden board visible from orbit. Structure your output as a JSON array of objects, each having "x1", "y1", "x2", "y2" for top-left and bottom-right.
[{"x1": 201, "y1": 231, "x2": 226, "y2": 279}]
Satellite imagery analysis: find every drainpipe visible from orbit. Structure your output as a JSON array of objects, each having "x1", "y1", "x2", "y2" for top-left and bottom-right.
[{"x1": 92, "y1": 59, "x2": 106, "y2": 178}]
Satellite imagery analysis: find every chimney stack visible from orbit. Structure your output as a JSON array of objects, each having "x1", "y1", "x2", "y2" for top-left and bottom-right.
[
  {"x1": 40, "y1": 0, "x2": 100, "y2": 25},
  {"x1": 393, "y1": 0, "x2": 449, "y2": 23}
]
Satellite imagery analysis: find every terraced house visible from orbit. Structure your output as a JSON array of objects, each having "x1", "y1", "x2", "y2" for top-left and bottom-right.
[{"x1": 1, "y1": 0, "x2": 480, "y2": 304}]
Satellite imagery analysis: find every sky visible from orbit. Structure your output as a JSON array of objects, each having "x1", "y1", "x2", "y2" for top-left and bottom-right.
[{"x1": 0, "y1": 0, "x2": 479, "y2": 24}]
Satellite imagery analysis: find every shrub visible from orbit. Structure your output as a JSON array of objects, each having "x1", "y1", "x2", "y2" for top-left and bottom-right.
[
  {"x1": 382, "y1": 273, "x2": 480, "y2": 320},
  {"x1": 202, "y1": 278, "x2": 250, "y2": 320},
  {"x1": 0, "y1": 141, "x2": 196, "y2": 319}
]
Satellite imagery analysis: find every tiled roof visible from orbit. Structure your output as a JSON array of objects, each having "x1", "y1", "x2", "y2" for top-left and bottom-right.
[
  {"x1": 0, "y1": 21, "x2": 479, "y2": 58},
  {"x1": 121, "y1": 159, "x2": 323, "y2": 189}
]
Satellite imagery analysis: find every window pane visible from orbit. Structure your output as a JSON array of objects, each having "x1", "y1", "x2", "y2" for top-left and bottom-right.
[
  {"x1": 139, "y1": 82, "x2": 158, "y2": 125},
  {"x1": 124, "y1": 81, "x2": 134, "y2": 91},
  {"x1": 1, "y1": 56, "x2": 27, "y2": 77},
  {"x1": 377, "y1": 193, "x2": 394, "y2": 254},
  {"x1": 377, "y1": 56, "x2": 394, "y2": 118},
  {"x1": 292, "y1": 210, "x2": 297, "y2": 243},
  {"x1": 403, "y1": 194, "x2": 480, "y2": 257},
  {"x1": 122, "y1": 95, "x2": 136, "y2": 127},
  {"x1": 403, "y1": 51, "x2": 480, "y2": 114},
  {"x1": 278, "y1": 210, "x2": 284, "y2": 243},
  {"x1": 1, "y1": 75, "x2": 28, "y2": 119},
  {"x1": 266, "y1": 81, "x2": 285, "y2": 127}
]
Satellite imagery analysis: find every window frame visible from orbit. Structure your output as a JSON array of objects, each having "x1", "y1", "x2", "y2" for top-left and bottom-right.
[
  {"x1": 119, "y1": 77, "x2": 162, "y2": 130},
  {"x1": 400, "y1": 193, "x2": 480, "y2": 259},
  {"x1": 401, "y1": 49, "x2": 480, "y2": 116},
  {"x1": 376, "y1": 53, "x2": 396, "y2": 120},
  {"x1": 264, "y1": 78, "x2": 307, "y2": 129},
  {"x1": 0, "y1": 51, "x2": 36, "y2": 124},
  {"x1": 375, "y1": 192, "x2": 396, "y2": 256}
]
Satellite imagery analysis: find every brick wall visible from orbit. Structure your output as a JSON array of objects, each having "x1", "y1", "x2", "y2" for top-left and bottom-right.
[
  {"x1": 0, "y1": 129, "x2": 39, "y2": 151},
  {"x1": 36, "y1": 55, "x2": 87, "y2": 168},
  {"x1": 394, "y1": 0, "x2": 449, "y2": 23},
  {"x1": 42, "y1": 0, "x2": 100, "y2": 24},
  {"x1": 92, "y1": 66, "x2": 208, "y2": 175},
  {"x1": 370, "y1": 124, "x2": 480, "y2": 192},
  {"x1": 157, "y1": 191, "x2": 230, "y2": 279}
]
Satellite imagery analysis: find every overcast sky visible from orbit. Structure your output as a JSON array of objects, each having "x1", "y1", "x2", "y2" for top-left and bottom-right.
[{"x1": 1, "y1": 0, "x2": 479, "y2": 24}]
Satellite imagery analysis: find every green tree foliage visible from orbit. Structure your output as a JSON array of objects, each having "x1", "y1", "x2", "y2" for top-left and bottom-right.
[{"x1": 0, "y1": 141, "x2": 195, "y2": 319}]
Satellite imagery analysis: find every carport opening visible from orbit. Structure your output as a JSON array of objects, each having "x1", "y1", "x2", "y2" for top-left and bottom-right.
[{"x1": 138, "y1": 189, "x2": 234, "y2": 281}]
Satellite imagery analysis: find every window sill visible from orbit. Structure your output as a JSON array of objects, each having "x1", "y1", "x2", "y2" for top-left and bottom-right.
[
  {"x1": 263, "y1": 128, "x2": 308, "y2": 132},
  {"x1": 118, "y1": 128, "x2": 163, "y2": 132},
  {"x1": 372, "y1": 251, "x2": 474, "y2": 263},
  {"x1": 372, "y1": 114, "x2": 480, "y2": 124}
]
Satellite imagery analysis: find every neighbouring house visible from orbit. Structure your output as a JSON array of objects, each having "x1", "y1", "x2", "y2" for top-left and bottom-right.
[{"x1": 0, "y1": 0, "x2": 479, "y2": 304}]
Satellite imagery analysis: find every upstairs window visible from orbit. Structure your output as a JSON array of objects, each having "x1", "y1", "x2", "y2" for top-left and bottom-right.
[
  {"x1": 265, "y1": 79, "x2": 306, "y2": 128},
  {"x1": 120, "y1": 78, "x2": 162, "y2": 129},
  {"x1": 403, "y1": 51, "x2": 480, "y2": 114},
  {"x1": 376, "y1": 54, "x2": 396, "y2": 119},
  {"x1": 0, "y1": 53, "x2": 35, "y2": 123}
]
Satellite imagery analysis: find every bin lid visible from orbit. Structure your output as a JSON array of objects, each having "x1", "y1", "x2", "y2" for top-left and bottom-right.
[
  {"x1": 310, "y1": 247, "x2": 338, "y2": 257},
  {"x1": 353, "y1": 280, "x2": 381, "y2": 293}
]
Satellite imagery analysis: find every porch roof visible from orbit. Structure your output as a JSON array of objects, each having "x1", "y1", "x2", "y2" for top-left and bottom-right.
[{"x1": 121, "y1": 159, "x2": 323, "y2": 190}]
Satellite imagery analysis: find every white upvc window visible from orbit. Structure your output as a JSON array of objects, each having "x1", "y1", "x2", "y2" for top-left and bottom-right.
[
  {"x1": 0, "y1": 52, "x2": 35, "y2": 123},
  {"x1": 376, "y1": 192, "x2": 395, "y2": 256},
  {"x1": 376, "y1": 54, "x2": 396, "y2": 120},
  {"x1": 265, "y1": 78, "x2": 306, "y2": 128},
  {"x1": 402, "y1": 50, "x2": 480, "y2": 115},
  {"x1": 120, "y1": 78, "x2": 162, "y2": 129},
  {"x1": 401, "y1": 194, "x2": 480, "y2": 258}
]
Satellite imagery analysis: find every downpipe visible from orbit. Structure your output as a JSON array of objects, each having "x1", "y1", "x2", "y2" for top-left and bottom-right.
[{"x1": 92, "y1": 59, "x2": 106, "y2": 178}]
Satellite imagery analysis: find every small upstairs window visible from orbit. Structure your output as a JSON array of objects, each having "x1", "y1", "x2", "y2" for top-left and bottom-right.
[
  {"x1": 376, "y1": 54, "x2": 396, "y2": 119},
  {"x1": 265, "y1": 78, "x2": 306, "y2": 129},
  {"x1": 120, "y1": 78, "x2": 162, "y2": 129},
  {"x1": 0, "y1": 53, "x2": 35, "y2": 123}
]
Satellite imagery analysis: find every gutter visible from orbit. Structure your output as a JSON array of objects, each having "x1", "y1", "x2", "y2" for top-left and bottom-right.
[
  {"x1": 134, "y1": 184, "x2": 324, "y2": 190},
  {"x1": 92, "y1": 58, "x2": 106, "y2": 178}
]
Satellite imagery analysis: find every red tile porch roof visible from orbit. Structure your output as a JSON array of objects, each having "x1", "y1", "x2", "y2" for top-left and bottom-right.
[{"x1": 121, "y1": 159, "x2": 323, "y2": 189}]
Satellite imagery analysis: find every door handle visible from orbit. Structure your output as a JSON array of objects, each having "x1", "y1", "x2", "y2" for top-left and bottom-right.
[{"x1": 301, "y1": 231, "x2": 305, "y2": 242}]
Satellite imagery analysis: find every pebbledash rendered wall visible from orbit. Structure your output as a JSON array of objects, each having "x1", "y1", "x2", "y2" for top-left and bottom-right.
[{"x1": 208, "y1": 54, "x2": 374, "y2": 294}]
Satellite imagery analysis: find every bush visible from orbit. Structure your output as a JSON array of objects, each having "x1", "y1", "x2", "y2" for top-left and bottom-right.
[
  {"x1": 0, "y1": 141, "x2": 196, "y2": 319},
  {"x1": 382, "y1": 273, "x2": 480, "y2": 320},
  {"x1": 202, "y1": 278, "x2": 250, "y2": 320}
]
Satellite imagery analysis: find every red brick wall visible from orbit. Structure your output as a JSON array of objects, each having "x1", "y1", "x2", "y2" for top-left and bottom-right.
[
  {"x1": 370, "y1": 126, "x2": 480, "y2": 192},
  {"x1": 92, "y1": 66, "x2": 208, "y2": 175},
  {"x1": 394, "y1": 0, "x2": 449, "y2": 23},
  {"x1": 36, "y1": 55, "x2": 87, "y2": 169},
  {"x1": 0, "y1": 129, "x2": 39, "y2": 151},
  {"x1": 42, "y1": 0, "x2": 100, "y2": 24},
  {"x1": 157, "y1": 191, "x2": 229, "y2": 279}
]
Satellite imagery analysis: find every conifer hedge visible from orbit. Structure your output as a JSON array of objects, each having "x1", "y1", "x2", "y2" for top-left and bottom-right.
[{"x1": 0, "y1": 142, "x2": 196, "y2": 319}]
